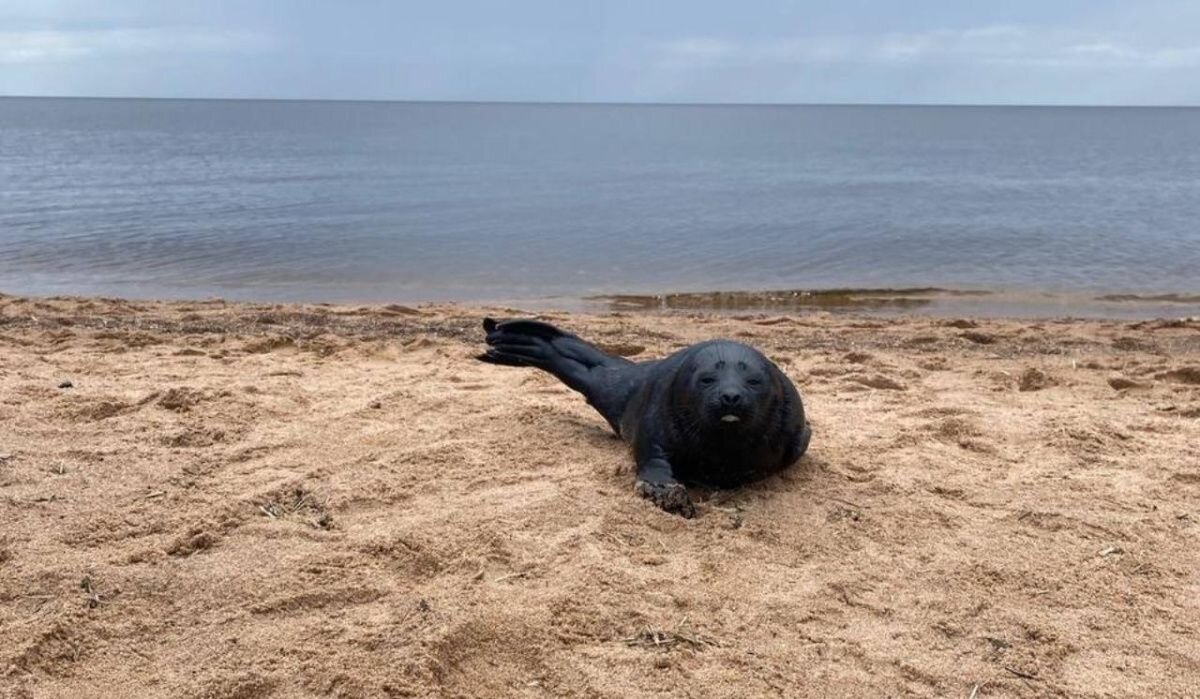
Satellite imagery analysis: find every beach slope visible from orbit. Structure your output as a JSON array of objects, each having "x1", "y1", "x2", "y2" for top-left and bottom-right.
[{"x1": 1, "y1": 295, "x2": 1198, "y2": 697}]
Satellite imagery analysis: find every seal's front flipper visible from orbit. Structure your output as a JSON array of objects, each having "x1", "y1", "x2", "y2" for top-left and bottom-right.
[
  {"x1": 797, "y1": 422, "x2": 813, "y2": 459},
  {"x1": 636, "y1": 480, "x2": 695, "y2": 518},
  {"x1": 781, "y1": 421, "x2": 813, "y2": 466},
  {"x1": 635, "y1": 457, "x2": 695, "y2": 518}
]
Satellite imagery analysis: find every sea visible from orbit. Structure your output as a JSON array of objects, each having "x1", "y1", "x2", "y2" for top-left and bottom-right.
[{"x1": 2, "y1": 97, "x2": 1198, "y2": 317}]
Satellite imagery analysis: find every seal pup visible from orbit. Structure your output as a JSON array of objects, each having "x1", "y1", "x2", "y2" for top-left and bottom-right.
[{"x1": 478, "y1": 318, "x2": 812, "y2": 517}]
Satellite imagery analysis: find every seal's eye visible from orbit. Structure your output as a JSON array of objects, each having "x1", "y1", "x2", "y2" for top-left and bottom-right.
[
  {"x1": 746, "y1": 378, "x2": 763, "y2": 387},
  {"x1": 699, "y1": 376, "x2": 716, "y2": 386}
]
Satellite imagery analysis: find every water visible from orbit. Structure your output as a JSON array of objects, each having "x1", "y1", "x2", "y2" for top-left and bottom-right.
[{"x1": 2, "y1": 97, "x2": 1199, "y2": 314}]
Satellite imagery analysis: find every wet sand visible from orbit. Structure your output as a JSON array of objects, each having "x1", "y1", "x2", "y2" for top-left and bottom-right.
[
  {"x1": 1, "y1": 293, "x2": 1199, "y2": 697},
  {"x1": 586, "y1": 288, "x2": 1200, "y2": 320}
]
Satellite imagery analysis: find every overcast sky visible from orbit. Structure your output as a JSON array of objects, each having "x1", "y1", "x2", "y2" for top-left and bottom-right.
[{"x1": 2, "y1": 0, "x2": 1199, "y2": 104}]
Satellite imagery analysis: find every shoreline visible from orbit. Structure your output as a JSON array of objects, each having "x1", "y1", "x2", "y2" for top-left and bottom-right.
[
  {"x1": 586, "y1": 287, "x2": 1200, "y2": 319},
  {"x1": 5, "y1": 285, "x2": 1200, "y2": 321},
  {"x1": 2, "y1": 293, "x2": 1198, "y2": 696}
]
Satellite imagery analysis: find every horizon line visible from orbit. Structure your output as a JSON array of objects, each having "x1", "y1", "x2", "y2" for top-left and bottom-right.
[{"x1": 1, "y1": 94, "x2": 1198, "y2": 109}]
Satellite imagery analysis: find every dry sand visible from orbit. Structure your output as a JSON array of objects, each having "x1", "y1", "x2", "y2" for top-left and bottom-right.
[{"x1": 1, "y1": 293, "x2": 1199, "y2": 698}]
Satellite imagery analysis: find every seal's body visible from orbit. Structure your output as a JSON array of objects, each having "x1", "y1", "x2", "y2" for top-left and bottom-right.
[{"x1": 478, "y1": 318, "x2": 811, "y2": 517}]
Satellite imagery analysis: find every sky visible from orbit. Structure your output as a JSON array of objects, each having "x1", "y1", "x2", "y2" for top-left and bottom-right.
[{"x1": 2, "y1": 0, "x2": 1199, "y2": 105}]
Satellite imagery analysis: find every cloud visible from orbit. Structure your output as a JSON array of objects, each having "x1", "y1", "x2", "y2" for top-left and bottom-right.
[
  {"x1": 1057, "y1": 41, "x2": 1200, "y2": 69},
  {"x1": 658, "y1": 37, "x2": 736, "y2": 59},
  {"x1": 0, "y1": 27, "x2": 275, "y2": 64},
  {"x1": 654, "y1": 25, "x2": 1200, "y2": 71},
  {"x1": 652, "y1": 37, "x2": 737, "y2": 73}
]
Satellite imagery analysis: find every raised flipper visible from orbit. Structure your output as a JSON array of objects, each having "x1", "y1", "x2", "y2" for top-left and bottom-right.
[
  {"x1": 478, "y1": 317, "x2": 646, "y2": 434},
  {"x1": 479, "y1": 318, "x2": 616, "y2": 382}
]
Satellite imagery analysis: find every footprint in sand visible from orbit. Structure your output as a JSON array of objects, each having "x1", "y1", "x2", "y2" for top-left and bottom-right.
[
  {"x1": 1155, "y1": 367, "x2": 1200, "y2": 385},
  {"x1": 445, "y1": 372, "x2": 492, "y2": 391},
  {"x1": 907, "y1": 406, "x2": 979, "y2": 419},
  {"x1": 904, "y1": 335, "x2": 941, "y2": 348},
  {"x1": 960, "y1": 331, "x2": 998, "y2": 345},
  {"x1": 63, "y1": 397, "x2": 134, "y2": 421},
  {"x1": 1112, "y1": 336, "x2": 1157, "y2": 352},
  {"x1": 156, "y1": 386, "x2": 207, "y2": 412},
  {"x1": 379, "y1": 303, "x2": 424, "y2": 316},
  {"x1": 845, "y1": 373, "x2": 907, "y2": 391},
  {"x1": 165, "y1": 527, "x2": 221, "y2": 556},
  {"x1": 1108, "y1": 376, "x2": 1153, "y2": 391},
  {"x1": 402, "y1": 336, "x2": 438, "y2": 351},
  {"x1": 242, "y1": 336, "x2": 295, "y2": 354},
  {"x1": 924, "y1": 416, "x2": 995, "y2": 453},
  {"x1": 1018, "y1": 368, "x2": 1056, "y2": 392},
  {"x1": 161, "y1": 426, "x2": 227, "y2": 448}
]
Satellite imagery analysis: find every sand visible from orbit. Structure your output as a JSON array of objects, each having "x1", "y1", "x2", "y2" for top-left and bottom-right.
[{"x1": 1, "y1": 293, "x2": 1199, "y2": 698}]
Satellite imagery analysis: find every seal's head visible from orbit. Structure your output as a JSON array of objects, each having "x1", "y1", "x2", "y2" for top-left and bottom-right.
[{"x1": 683, "y1": 342, "x2": 777, "y2": 431}]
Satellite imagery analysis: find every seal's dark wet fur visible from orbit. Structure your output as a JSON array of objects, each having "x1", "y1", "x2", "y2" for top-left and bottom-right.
[{"x1": 478, "y1": 318, "x2": 812, "y2": 517}]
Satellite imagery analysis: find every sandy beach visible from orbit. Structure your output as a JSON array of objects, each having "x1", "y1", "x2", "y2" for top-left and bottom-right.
[{"x1": 1, "y1": 293, "x2": 1198, "y2": 698}]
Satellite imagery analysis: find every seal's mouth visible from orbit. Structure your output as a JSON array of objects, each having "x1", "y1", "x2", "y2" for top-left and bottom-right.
[{"x1": 720, "y1": 414, "x2": 741, "y2": 423}]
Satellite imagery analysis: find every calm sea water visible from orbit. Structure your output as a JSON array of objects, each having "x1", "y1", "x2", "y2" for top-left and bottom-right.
[{"x1": 1, "y1": 97, "x2": 1198, "y2": 313}]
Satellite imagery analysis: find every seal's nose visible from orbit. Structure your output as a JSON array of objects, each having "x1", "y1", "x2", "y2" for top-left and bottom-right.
[{"x1": 720, "y1": 391, "x2": 743, "y2": 407}]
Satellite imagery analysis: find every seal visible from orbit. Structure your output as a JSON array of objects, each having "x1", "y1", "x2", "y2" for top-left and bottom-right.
[{"x1": 478, "y1": 318, "x2": 812, "y2": 517}]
